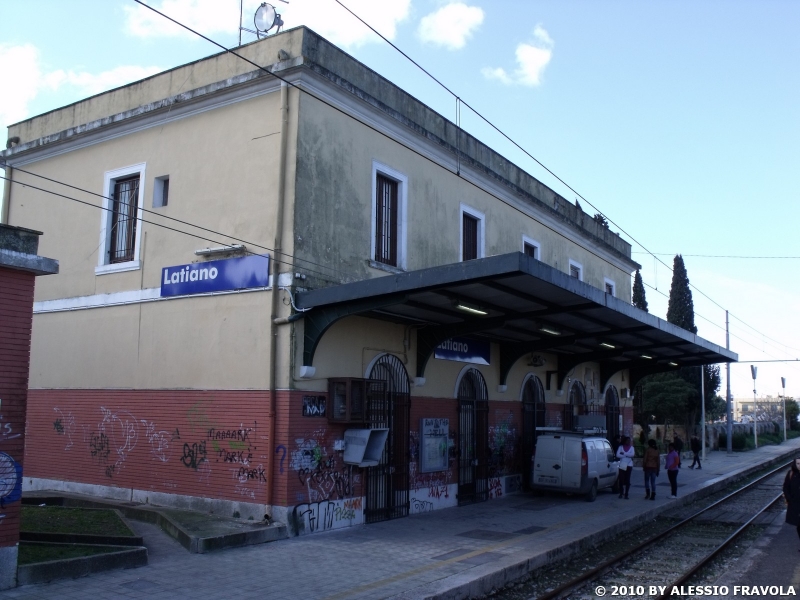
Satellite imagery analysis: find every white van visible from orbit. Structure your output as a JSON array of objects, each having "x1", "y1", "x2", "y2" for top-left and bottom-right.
[{"x1": 531, "y1": 432, "x2": 619, "y2": 501}]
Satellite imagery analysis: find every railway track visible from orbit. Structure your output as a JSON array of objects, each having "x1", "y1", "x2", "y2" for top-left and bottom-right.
[{"x1": 494, "y1": 462, "x2": 790, "y2": 600}]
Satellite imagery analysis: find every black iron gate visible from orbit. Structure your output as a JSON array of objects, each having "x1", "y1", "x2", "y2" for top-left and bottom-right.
[
  {"x1": 521, "y1": 375, "x2": 546, "y2": 490},
  {"x1": 605, "y1": 386, "x2": 620, "y2": 443},
  {"x1": 365, "y1": 354, "x2": 410, "y2": 524},
  {"x1": 566, "y1": 380, "x2": 587, "y2": 431},
  {"x1": 457, "y1": 368, "x2": 489, "y2": 505}
]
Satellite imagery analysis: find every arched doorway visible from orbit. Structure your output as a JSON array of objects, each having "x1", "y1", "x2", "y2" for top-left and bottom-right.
[
  {"x1": 521, "y1": 375, "x2": 546, "y2": 490},
  {"x1": 366, "y1": 354, "x2": 411, "y2": 523},
  {"x1": 604, "y1": 385, "x2": 620, "y2": 443},
  {"x1": 566, "y1": 380, "x2": 587, "y2": 431},
  {"x1": 457, "y1": 368, "x2": 489, "y2": 505}
]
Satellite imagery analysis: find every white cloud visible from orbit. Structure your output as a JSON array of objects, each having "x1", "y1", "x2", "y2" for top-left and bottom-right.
[
  {"x1": 0, "y1": 44, "x2": 42, "y2": 128},
  {"x1": 0, "y1": 44, "x2": 161, "y2": 130},
  {"x1": 123, "y1": 0, "x2": 411, "y2": 49},
  {"x1": 417, "y1": 3, "x2": 484, "y2": 50},
  {"x1": 123, "y1": 0, "x2": 242, "y2": 39},
  {"x1": 482, "y1": 24, "x2": 554, "y2": 87}
]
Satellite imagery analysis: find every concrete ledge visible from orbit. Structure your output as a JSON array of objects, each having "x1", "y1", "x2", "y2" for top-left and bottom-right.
[
  {"x1": 22, "y1": 493, "x2": 288, "y2": 554},
  {"x1": 397, "y1": 445, "x2": 800, "y2": 600},
  {"x1": 16, "y1": 545, "x2": 147, "y2": 585},
  {"x1": 20, "y1": 532, "x2": 144, "y2": 547}
]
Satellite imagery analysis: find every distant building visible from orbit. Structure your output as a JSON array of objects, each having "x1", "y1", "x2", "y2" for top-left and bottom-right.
[
  {"x1": 733, "y1": 396, "x2": 785, "y2": 422},
  {"x1": 1, "y1": 27, "x2": 735, "y2": 532}
]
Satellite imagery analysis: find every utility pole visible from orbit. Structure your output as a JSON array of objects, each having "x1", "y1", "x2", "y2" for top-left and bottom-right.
[
  {"x1": 726, "y1": 311, "x2": 732, "y2": 454},
  {"x1": 782, "y1": 377, "x2": 787, "y2": 442},
  {"x1": 700, "y1": 365, "x2": 706, "y2": 460},
  {"x1": 751, "y1": 365, "x2": 758, "y2": 448}
]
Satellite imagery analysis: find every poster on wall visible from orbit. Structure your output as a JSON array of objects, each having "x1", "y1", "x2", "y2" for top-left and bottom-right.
[{"x1": 420, "y1": 418, "x2": 449, "y2": 473}]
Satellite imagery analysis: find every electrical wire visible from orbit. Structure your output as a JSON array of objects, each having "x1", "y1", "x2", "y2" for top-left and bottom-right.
[
  {"x1": 0, "y1": 174, "x2": 339, "y2": 284},
  {"x1": 128, "y1": 0, "x2": 636, "y2": 281},
  {"x1": 330, "y1": 0, "x2": 800, "y2": 365},
  {"x1": 7, "y1": 164, "x2": 344, "y2": 280}
]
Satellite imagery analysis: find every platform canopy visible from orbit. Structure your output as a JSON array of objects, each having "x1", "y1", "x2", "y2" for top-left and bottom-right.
[{"x1": 296, "y1": 253, "x2": 737, "y2": 390}]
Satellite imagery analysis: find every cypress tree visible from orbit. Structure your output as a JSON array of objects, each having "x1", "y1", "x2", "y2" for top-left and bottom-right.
[
  {"x1": 632, "y1": 269, "x2": 648, "y2": 312},
  {"x1": 666, "y1": 254, "x2": 697, "y2": 333}
]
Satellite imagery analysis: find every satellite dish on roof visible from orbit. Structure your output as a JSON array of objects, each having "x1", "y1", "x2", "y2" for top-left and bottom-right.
[
  {"x1": 239, "y1": 0, "x2": 287, "y2": 45},
  {"x1": 254, "y1": 2, "x2": 284, "y2": 36}
]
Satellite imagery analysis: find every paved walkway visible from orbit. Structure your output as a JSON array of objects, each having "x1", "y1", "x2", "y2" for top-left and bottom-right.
[{"x1": 5, "y1": 440, "x2": 800, "y2": 600}]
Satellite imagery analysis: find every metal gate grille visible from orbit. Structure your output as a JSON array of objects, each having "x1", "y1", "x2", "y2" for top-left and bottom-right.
[
  {"x1": 604, "y1": 386, "x2": 620, "y2": 443},
  {"x1": 522, "y1": 376, "x2": 545, "y2": 489},
  {"x1": 566, "y1": 380, "x2": 587, "y2": 431},
  {"x1": 457, "y1": 368, "x2": 489, "y2": 505},
  {"x1": 365, "y1": 354, "x2": 410, "y2": 524}
]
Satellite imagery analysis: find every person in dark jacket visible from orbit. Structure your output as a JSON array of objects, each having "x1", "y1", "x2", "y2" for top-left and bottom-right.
[
  {"x1": 642, "y1": 439, "x2": 660, "y2": 500},
  {"x1": 672, "y1": 435, "x2": 683, "y2": 468},
  {"x1": 784, "y1": 457, "x2": 800, "y2": 548},
  {"x1": 689, "y1": 435, "x2": 702, "y2": 469}
]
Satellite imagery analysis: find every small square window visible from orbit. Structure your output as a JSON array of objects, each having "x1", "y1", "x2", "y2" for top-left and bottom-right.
[
  {"x1": 569, "y1": 263, "x2": 582, "y2": 280},
  {"x1": 522, "y1": 236, "x2": 540, "y2": 260},
  {"x1": 604, "y1": 279, "x2": 616, "y2": 296},
  {"x1": 153, "y1": 176, "x2": 169, "y2": 208}
]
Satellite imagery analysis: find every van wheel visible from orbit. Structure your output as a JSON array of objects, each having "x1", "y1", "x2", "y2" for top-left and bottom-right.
[{"x1": 586, "y1": 480, "x2": 598, "y2": 502}]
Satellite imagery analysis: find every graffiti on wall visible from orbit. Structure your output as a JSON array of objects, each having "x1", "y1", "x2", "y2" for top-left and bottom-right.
[
  {"x1": 50, "y1": 404, "x2": 265, "y2": 495},
  {"x1": 488, "y1": 411, "x2": 518, "y2": 477},
  {"x1": 0, "y1": 451, "x2": 23, "y2": 512},
  {"x1": 290, "y1": 429, "x2": 352, "y2": 502},
  {"x1": 292, "y1": 497, "x2": 363, "y2": 535},
  {"x1": 488, "y1": 476, "x2": 503, "y2": 499},
  {"x1": 52, "y1": 408, "x2": 76, "y2": 450}
]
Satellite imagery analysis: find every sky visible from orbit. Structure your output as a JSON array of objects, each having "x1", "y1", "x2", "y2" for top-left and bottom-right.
[{"x1": 1, "y1": 0, "x2": 799, "y2": 404}]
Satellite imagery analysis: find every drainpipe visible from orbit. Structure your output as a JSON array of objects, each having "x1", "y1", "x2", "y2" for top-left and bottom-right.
[
  {"x1": 1, "y1": 165, "x2": 11, "y2": 225},
  {"x1": 267, "y1": 81, "x2": 290, "y2": 516}
]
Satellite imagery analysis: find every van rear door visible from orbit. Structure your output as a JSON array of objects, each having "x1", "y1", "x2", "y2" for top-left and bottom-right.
[
  {"x1": 562, "y1": 437, "x2": 582, "y2": 489},
  {"x1": 533, "y1": 436, "x2": 563, "y2": 487}
]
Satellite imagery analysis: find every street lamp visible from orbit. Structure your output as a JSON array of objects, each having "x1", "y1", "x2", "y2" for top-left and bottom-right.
[
  {"x1": 751, "y1": 365, "x2": 758, "y2": 448},
  {"x1": 782, "y1": 377, "x2": 787, "y2": 442}
]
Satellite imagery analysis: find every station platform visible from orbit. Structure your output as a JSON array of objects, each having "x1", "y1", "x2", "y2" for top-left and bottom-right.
[{"x1": 4, "y1": 439, "x2": 800, "y2": 600}]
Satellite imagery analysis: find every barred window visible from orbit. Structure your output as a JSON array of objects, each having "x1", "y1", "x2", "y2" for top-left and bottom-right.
[
  {"x1": 375, "y1": 174, "x2": 398, "y2": 266},
  {"x1": 462, "y1": 213, "x2": 478, "y2": 261},
  {"x1": 108, "y1": 176, "x2": 140, "y2": 264}
]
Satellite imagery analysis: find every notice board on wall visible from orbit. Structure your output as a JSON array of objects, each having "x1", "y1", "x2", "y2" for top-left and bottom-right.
[{"x1": 420, "y1": 418, "x2": 449, "y2": 473}]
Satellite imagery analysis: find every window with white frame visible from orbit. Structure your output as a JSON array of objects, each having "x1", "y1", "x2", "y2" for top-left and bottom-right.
[
  {"x1": 371, "y1": 161, "x2": 407, "y2": 270},
  {"x1": 604, "y1": 278, "x2": 616, "y2": 296},
  {"x1": 97, "y1": 164, "x2": 145, "y2": 274},
  {"x1": 522, "y1": 235, "x2": 540, "y2": 260},
  {"x1": 460, "y1": 204, "x2": 485, "y2": 261},
  {"x1": 568, "y1": 259, "x2": 583, "y2": 281}
]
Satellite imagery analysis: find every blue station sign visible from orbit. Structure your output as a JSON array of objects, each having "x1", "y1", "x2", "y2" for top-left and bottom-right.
[
  {"x1": 434, "y1": 337, "x2": 490, "y2": 365},
  {"x1": 160, "y1": 254, "x2": 270, "y2": 298}
]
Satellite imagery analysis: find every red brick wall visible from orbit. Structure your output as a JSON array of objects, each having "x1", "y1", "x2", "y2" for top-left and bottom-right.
[
  {"x1": 0, "y1": 267, "x2": 36, "y2": 547},
  {"x1": 26, "y1": 390, "x2": 273, "y2": 505},
  {"x1": 281, "y1": 391, "x2": 364, "y2": 507}
]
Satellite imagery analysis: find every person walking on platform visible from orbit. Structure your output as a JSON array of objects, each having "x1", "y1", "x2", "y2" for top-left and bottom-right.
[
  {"x1": 783, "y1": 457, "x2": 800, "y2": 551},
  {"x1": 642, "y1": 439, "x2": 660, "y2": 500},
  {"x1": 666, "y1": 443, "x2": 680, "y2": 499},
  {"x1": 616, "y1": 435, "x2": 635, "y2": 499},
  {"x1": 690, "y1": 434, "x2": 702, "y2": 469},
  {"x1": 673, "y1": 434, "x2": 684, "y2": 468}
]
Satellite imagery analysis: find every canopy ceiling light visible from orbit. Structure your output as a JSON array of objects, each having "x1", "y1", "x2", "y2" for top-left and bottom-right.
[
  {"x1": 600, "y1": 342, "x2": 616, "y2": 349},
  {"x1": 540, "y1": 326, "x2": 561, "y2": 336},
  {"x1": 455, "y1": 301, "x2": 488, "y2": 316}
]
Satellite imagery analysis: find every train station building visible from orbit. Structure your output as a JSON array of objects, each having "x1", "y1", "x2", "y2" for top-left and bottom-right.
[{"x1": 0, "y1": 26, "x2": 735, "y2": 533}]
